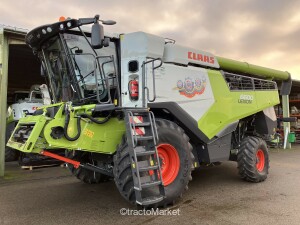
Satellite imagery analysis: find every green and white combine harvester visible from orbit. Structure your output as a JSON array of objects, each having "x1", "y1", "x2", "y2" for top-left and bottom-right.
[{"x1": 7, "y1": 15, "x2": 292, "y2": 207}]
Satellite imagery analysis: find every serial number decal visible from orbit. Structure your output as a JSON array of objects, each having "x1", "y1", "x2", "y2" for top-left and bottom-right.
[
  {"x1": 238, "y1": 94, "x2": 254, "y2": 104},
  {"x1": 83, "y1": 128, "x2": 94, "y2": 138}
]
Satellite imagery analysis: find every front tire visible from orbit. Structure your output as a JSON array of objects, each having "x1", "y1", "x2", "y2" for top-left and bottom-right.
[
  {"x1": 66, "y1": 151, "x2": 110, "y2": 184},
  {"x1": 113, "y1": 119, "x2": 194, "y2": 207},
  {"x1": 237, "y1": 136, "x2": 269, "y2": 182}
]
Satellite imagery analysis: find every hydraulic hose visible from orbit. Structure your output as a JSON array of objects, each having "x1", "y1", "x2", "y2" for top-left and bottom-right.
[
  {"x1": 79, "y1": 113, "x2": 111, "y2": 124},
  {"x1": 63, "y1": 109, "x2": 111, "y2": 141},
  {"x1": 64, "y1": 110, "x2": 81, "y2": 141}
]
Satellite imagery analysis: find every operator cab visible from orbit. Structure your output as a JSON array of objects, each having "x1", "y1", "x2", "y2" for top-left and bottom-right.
[{"x1": 26, "y1": 15, "x2": 119, "y2": 106}]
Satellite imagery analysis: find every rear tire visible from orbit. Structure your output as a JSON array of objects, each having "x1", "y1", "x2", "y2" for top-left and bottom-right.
[
  {"x1": 237, "y1": 136, "x2": 269, "y2": 182},
  {"x1": 66, "y1": 151, "x2": 110, "y2": 184},
  {"x1": 113, "y1": 119, "x2": 194, "y2": 207},
  {"x1": 5, "y1": 122, "x2": 19, "y2": 162}
]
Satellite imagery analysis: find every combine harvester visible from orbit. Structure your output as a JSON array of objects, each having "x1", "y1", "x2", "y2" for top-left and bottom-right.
[{"x1": 7, "y1": 15, "x2": 291, "y2": 207}]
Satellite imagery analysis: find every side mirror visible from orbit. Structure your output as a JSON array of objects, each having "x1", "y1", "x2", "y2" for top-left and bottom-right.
[{"x1": 91, "y1": 22, "x2": 104, "y2": 49}]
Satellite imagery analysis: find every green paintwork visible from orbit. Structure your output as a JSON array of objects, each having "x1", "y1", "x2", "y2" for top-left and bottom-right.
[
  {"x1": 217, "y1": 57, "x2": 290, "y2": 81},
  {"x1": 198, "y1": 70, "x2": 280, "y2": 139},
  {"x1": 7, "y1": 115, "x2": 49, "y2": 153},
  {"x1": 7, "y1": 103, "x2": 126, "y2": 154}
]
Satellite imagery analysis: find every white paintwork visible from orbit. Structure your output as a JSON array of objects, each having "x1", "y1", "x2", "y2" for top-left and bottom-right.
[
  {"x1": 120, "y1": 32, "x2": 165, "y2": 107},
  {"x1": 120, "y1": 32, "x2": 215, "y2": 119},
  {"x1": 39, "y1": 84, "x2": 51, "y2": 105},
  {"x1": 163, "y1": 44, "x2": 220, "y2": 68},
  {"x1": 263, "y1": 106, "x2": 277, "y2": 121},
  {"x1": 120, "y1": 32, "x2": 165, "y2": 58},
  {"x1": 11, "y1": 102, "x2": 43, "y2": 120},
  {"x1": 8, "y1": 84, "x2": 51, "y2": 121},
  {"x1": 151, "y1": 64, "x2": 215, "y2": 120}
]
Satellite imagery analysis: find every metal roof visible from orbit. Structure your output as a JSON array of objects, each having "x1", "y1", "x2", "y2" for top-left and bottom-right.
[
  {"x1": 0, "y1": 24, "x2": 28, "y2": 35},
  {"x1": 0, "y1": 24, "x2": 29, "y2": 33}
]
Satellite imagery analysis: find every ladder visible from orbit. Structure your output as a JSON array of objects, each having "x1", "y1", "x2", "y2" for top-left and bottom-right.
[{"x1": 124, "y1": 108, "x2": 165, "y2": 206}]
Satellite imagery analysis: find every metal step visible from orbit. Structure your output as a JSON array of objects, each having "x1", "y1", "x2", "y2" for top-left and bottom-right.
[
  {"x1": 136, "y1": 195, "x2": 165, "y2": 206},
  {"x1": 124, "y1": 108, "x2": 165, "y2": 206},
  {"x1": 135, "y1": 146, "x2": 155, "y2": 156},
  {"x1": 133, "y1": 122, "x2": 151, "y2": 127},
  {"x1": 136, "y1": 136, "x2": 153, "y2": 141},
  {"x1": 135, "y1": 149, "x2": 156, "y2": 156},
  {"x1": 129, "y1": 109, "x2": 149, "y2": 114},
  {"x1": 141, "y1": 180, "x2": 162, "y2": 188},
  {"x1": 139, "y1": 165, "x2": 158, "y2": 172}
]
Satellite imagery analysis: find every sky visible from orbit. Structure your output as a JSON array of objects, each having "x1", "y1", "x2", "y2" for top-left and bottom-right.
[{"x1": 1, "y1": 0, "x2": 300, "y2": 79}]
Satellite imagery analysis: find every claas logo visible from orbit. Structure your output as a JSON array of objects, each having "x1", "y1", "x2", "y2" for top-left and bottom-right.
[{"x1": 188, "y1": 51, "x2": 215, "y2": 64}]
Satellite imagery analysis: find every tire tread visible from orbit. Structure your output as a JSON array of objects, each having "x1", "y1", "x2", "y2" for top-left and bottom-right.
[{"x1": 237, "y1": 136, "x2": 269, "y2": 183}]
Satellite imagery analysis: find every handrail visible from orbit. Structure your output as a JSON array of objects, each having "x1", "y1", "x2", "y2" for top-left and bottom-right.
[{"x1": 141, "y1": 58, "x2": 163, "y2": 107}]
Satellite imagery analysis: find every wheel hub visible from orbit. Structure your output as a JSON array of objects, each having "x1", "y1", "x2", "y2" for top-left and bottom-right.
[
  {"x1": 156, "y1": 143, "x2": 180, "y2": 186},
  {"x1": 256, "y1": 149, "x2": 265, "y2": 172}
]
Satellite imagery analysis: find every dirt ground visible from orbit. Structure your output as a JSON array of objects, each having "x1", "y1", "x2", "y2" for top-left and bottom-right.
[{"x1": 0, "y1": 147, "x2": 300, "y2": 225}]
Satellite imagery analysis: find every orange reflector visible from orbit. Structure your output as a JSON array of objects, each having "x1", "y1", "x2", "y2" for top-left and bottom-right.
[{"x1": 59, "y1": 16, "x2": 66, "y2": 22}]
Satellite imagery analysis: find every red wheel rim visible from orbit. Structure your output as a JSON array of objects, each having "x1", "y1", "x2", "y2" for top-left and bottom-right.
[
  {"x1": 155, "y1": 143, "x2": 180, "y2": 186},
  {"x1": 256, "y1": 149, "x2": 265, "y2": 172}
]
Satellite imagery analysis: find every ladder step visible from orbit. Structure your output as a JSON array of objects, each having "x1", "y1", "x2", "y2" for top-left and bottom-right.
[
  {"x1": 133, "y1": 122, "x2": 151, "y2": 127},
  {"x1": 136, "y1": 136, "x2": 153, "y2": 141},
  {"x1": 141, "y1": 180, "x2": 162, "y2": 188},
  {"x1": 139, "y1": 165, "x2": 158, "y2": 172},
  {"x1": 124, "y1": 108, "x2": 165, "y2": 205},
  {"x1": 135, "y1": 147, "x2": 156, "y2": 156},
  {"x1": 137, "y1": 195, "x2": 164, "y2": 206},
  {"x1": 130, "y1": 109, "x2": 149, "y2": 114}
]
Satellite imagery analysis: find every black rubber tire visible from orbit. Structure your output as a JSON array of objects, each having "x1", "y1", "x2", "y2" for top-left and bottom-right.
[
  {"x1": 66, "y1": 151, "x2": 110, "y2": 184},
  {"x1": 5, "y1": 122, "x2": 19, "y2": 162},
  {"x1": 237, "y1": 136, "x2": 269, "y2": 183},
  {"x1": 113, "y1": 119, "x2": 194, "y2": 207}
]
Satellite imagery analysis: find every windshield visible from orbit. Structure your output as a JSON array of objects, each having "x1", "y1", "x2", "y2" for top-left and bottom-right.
[{"x1": 41, "y1": 32, "x2": 117, "y2": 104}]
